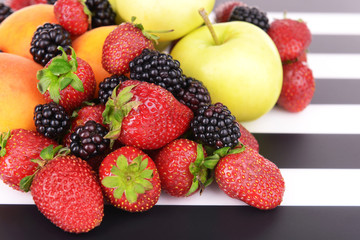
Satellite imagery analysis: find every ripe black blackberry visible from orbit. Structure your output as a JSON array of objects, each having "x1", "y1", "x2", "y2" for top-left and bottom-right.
[
  {"x1": 98, "y1": 74, "x2": 129, "y2": 104},
  {"x1": 0, "y1": 3, "x2": 13, "y2": 23},
  {"x1": 191, "y1": 102, "x2": 241, "y2": 149},
  {"x1": 70, "y1": 120, "x2": 110, "y2": 160},
  {"x1": 229, "y1": 6, "x2": 270, "y2": 32},
  {"x1": 34, "y1": 102, "x2": 70, "y2": 140},
  {"x1": 85, "y1": 0, "x2": 116, "y2": 29},
  {"x1": 30, "y1": 23, "x2": 72, "y2": 66},
  {"x1": 129, "y1": 49, "x2": 185, "y2": 96},
  {"x1": 176, "y1": 77, "x2": 211, "y2": 113},
  {"x1": 47, "y1": 0, "x2": 57, "y2": 4}
]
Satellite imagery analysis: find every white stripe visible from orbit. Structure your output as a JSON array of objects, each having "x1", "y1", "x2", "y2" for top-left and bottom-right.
[
  {"x1": 269, "y1": 12, "x2": 360, "y2": 35},
  {"x1": 242, "y1": 104, "x2": 360, "y2": 134},
  {"x1": 2, "y1": 168, "x2": 360, "y2": 206},
  {"x1": 308, "y1": 53, "x2": 360, "y2": 79}
]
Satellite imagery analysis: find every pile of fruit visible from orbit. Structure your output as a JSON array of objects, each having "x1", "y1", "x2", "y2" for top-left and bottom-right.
[{"x1": 0, "y1": 0, "x2": 314, "y2": 234}]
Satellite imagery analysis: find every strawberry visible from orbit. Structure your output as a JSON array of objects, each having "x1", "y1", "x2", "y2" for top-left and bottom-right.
[
  {"x1": 0, "y1": 129, "x2": 57, "y2": 191},
  {"x1": 215, "y1": 145, "x2": 285, "y2": 210},
  {"x1": 102, "y1": 17, "x2": 156, "y2": 75},
  {"x1": 37, "y1": 47, "x2": 96, "y2": 113},
  {"x1": 267, "y1": 18, "x2": 312, "y2": 62},
  {"x1": 53, "y1": 0, "x2": 91, "y2": 36},
  {"x1": 99, "y1": 146, "x2": 161, "y2": 212},
  {"x1": 154, "y1": 139, "x2": 212, "y2": 197},
  {"x1": 215, "y1": 0, "x2": 246, "y2": 23},
  {"x1": 103, "y1": 80, "x2": 194, "y2": 150},
  {"x1": 4, "y1": 0, "x2": 32, "y2": 10},
  {"x1": 277, "y1": 61, "x2": 315, "y2": 112},
  {"x1": 22, "y1": 145, "x2": 104, "y2": 233},
  {"x1": 236, "y1": 122, "x2": 259, "y2": 152}
]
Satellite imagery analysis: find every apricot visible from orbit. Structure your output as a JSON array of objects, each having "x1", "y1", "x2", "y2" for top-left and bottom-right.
[
  {"x1": 0, "y1": 53, "x2": 46, "y2": 132},
  {"x1": 0, "y1": 4, "x2": 58, "y2": 60},
  {"x1": 73, "y1": 25, "x2": 117, "y2": 97}
]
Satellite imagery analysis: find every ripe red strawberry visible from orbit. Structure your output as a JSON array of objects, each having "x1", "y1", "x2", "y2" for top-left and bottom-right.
[
  {"x1": 277, "y1": 61, "x2": 315, "y2": 112},
  {"x1": 215, "y1": 146, "x2": 285, "y2": 210},
  {"x1": 215, "y1": 0, "x2": 246, "y2": 23},
  {"x1": 53, "y1": 0, "x2": 90, "y2": 36},
  {"x1": 37, "y1": 47, "x2": 96, "y2": 113},
  {"x1": 267, "y1": 18, "x2": 311, "y2": 62},
  {"x1": 236, "y1": 122, "x2": 259, "y2": 152},
  {"x1": 0, "y1": 129, "x2": 57, "y2": 191},
  {"x1": 99, "y1": 146, "x2": 161, "y2": 212},
  {"x1": 4, "y1": 0, "x2": 32, "y2": 10},
  {"x1": 103, "y1": 80, "x2": 194, "y2": 150},
  {"x1": 25, "y1": 145, "x2": 104, "y2": 233},
  {"x1": 154, "y1": 139, "x2": 211, "y2": 197},
  {"x1": 102, "y1": 18, "x2": 156, "y2": 75}
]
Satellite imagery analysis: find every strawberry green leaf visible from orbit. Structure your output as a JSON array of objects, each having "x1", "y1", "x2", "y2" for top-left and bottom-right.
[
  {"x1": 110, "y1": 165, "x2": 123, "y2": 177},
  {"x1": 48, "y1": 79, "x2": 61, "y2": 103},
  {"x1": 125, "y1": 187, "x2": 137, "y2": 203},
  {"x1": 139, "y1": 158, "x2": 148, "y2": 171},
  {"x1": 203, "y1": 155, "x2": 220, "y2": 169},
  {"x1": 134, "y1": 183, "x2": 145, "y2": 194},
  {"x1": 68, "y1": 73, "x2": 84, "y2": 92},
  {"x1": 0, "y1": 131, "x2": 10, "y2": 157},
  {"x1": 102, "y1": 176, "x2": 121, "y2": 188},
  {"x1": 116, "y1": 155, "x2": 129, "y2": 170},
  {"x1": 113, "y1": 186, "x2": 125, "y2": 199},
  {"x1": 48, "y1": 58, "x2": 72, "y2": 75},
  {"x1": 194, "y1": 144, "x2": 205, "y2": 167},
  {"x1": 140, "y1": 169, "x2": 153, "y2": 179},
  {"x1": 80, "y1": 0, "x2": 92, "y2": 27},
  {"x1": 36, "y1": 69, "x2": 58, "y2": 94},
  {"x1": 186, "y1": 178, "x2": 199, "y2": 197},
  {"x1": 137, "y1": 179, "x2": 153, "y2": 191},
  {"x1": 19, "y1": 174, "x2": 35, "y2": 192},
  {"x1": 59, "y1": 77, "x2": 73, "y2": 91}
]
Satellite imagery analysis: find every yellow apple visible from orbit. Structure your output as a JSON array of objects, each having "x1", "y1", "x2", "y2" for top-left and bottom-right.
[
  {"x1": 115, "y1": 0, "x2": 215, "y2": 42},
  {"x1": 171, "y1": 21, "x2": 283, "y2": 122}
]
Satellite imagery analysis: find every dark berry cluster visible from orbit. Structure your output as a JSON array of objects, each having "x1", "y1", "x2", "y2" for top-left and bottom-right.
[
  {"x1": 229, "y1": 6, "x2": 270, "y2": 32},
  {"x1": 30, "y1": 23, "x2": 72, "y2": 66},
  {"x1": 70, "y1": 120, "x2": 110, "y2": 160},
  {"x1": 98, "y1": 74, "x2": 129, "y2": 104},
  {"x1": 176, "y1": 77, "x2": 211, "y2": 113},
  {"x1": 47, "y1": 0, "x2": 57, "y2": 4},
  {"x1": 0, "y1": 3, "x2": 13, "y2": 23},
  {"x1": 85, "y1": 0, "x2": 116, "y2": 29},
  {"x1": 129, "y1": 49, "x2": 185, "y2": 96},
  {"x1": 34, "y1": 102, "x2": 70, "y2": 140},
  {"x1": 191, "y1": 103, "x2": 241, "y2": 149}
]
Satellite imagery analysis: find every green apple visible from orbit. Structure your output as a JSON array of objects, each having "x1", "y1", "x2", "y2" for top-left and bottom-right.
[
  {"x1": 115, "y1": 0, "x2": 215, "y2": 42},
  {"x1": 171, "y1": 21, "x2": 283, "y2": 122}
]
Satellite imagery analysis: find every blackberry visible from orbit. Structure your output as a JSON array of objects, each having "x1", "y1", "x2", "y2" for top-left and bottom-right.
[
  {"x1": 70, "y1": 120, "x2": 110, "y2": 160},
  {"x1": 176, "y1": 77, "x2": 211, "y2": 113},
  {"x1": 30, "y1": 23, "x2": 72, "y2": 66},
  {"x1": 129, "y1": 49, "x2": 185, "y2": 96},
  {"x1": 47, "y1": 0, "x2": 57, "y2": 4},
  {"x1": 0, "y1": 3, "x2": 13, "y2": 23},
  {"x1": 98, "y1": 74, "x2": 129, "y2": 104},
  {"x1": 34, "y1": 102, "x2": 70, "y2": 140},
  {"x1": 85, "y1": 0, "x2": 116, "y2": 29},
  {"x1": 191, "y1": 102, "x2": 241, "y2": 149},
  {"x1": 229, "y1": 6, "x2": 270, "y2": 32}
]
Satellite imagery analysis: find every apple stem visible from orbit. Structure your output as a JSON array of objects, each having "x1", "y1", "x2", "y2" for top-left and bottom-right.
[{"x1": 198, "y1": 8, "x2": 220, "y2": 45}]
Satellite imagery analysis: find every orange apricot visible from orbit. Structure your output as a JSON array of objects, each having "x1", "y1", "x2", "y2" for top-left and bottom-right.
[
  {"x1": 0, "y1": 4, "x2": 58, "y2": 60},
  {"x1": 0, "y1": 53, "x2": 46, "y2": 132}
]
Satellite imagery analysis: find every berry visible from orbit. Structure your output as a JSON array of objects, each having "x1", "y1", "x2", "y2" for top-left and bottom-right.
[
  {"x1": 129, "y1": 49, "x2": 185, "y2": 96},
  {"x1": 236, "y1": 122, "x2": 259, "y2": 152},
  {"x1": 191, "y1": 102, "x2": 241, "y2": 149},
  {"x1": 27, "y1": 146, "x2": 104, "y2": 233},
  {"x1": 98, "y1": 74, "x2": 129, "y2": 104},
  {"x1": 34, "y1": 102, "x2": 70, "y2": 140},
  {"x1": 37, "y1": 47, "x2": 96, "y2": 113},
  {"x1": 70, "y1": 120, "x2": 110, "y2": 160},
  {"x1": 103, "y1": 80, "x2": 194, "y2": 150},
  {"x1": 4, "y1": 0, "x2": 32, "y2": 10},
  {"x1": 102, "y1": 19, "x2": 156, "y2": 75},
  {"x1": 277, "y1": 61, "x2": 315, "y2": 112},
  {"x1": 54, "y1": 0, "x2": 90, "y2": 36},
  {"x1": 0, "y1": 129, "x2": 57, "y2": 191},
  {"x1": 0, "y1": 3, "x2": 13, "y2": 23},
  {"x1": 215, "y1": 146, "x2": 285, "y2": 210},
  {"x1": 229, "y1": 6, "x2": 270, "y2": 32},
  {"x1": 267, "y1": 18, "x2": 312, "y2": 62},
  {"x1": 215, "y1": 1, "x2": 245, "y2": 23},
  {"x1": 155, "y1": 139, "x2": 211, "y2": 197},
  {"x1": 176, "y1": 76, "x2": 211, "y2": 112},
  {"x1": 30, "y1": 23, "x2": 72, "y2": 66},
  {"x1": 85, "y1": 0, "x2": 116, "y2": 29},
  {"x1": 99, "y1": 146, "x2": 161, "y2": 212}
]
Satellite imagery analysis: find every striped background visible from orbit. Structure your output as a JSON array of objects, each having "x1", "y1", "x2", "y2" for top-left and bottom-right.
[{"x1": 1, "y1": 0, "x2": 360, "y2": 239}]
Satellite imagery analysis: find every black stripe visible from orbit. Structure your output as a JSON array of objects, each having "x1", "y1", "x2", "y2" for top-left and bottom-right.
[
  {"x1": 310, "y1": 35, "x2": 360, "y2": 54},
  {"x1": 215, "y1": 0, "x2": 360, "y2": 13},
  {"x1": 255, "y1": 134, "x2": 360, "y2": 168},
  {"x1": 1, "y1": 205, "x2": 360, "y2": 239},
  {"x1": 311, "y1": 79, "x2": 360, "y2": 104}
]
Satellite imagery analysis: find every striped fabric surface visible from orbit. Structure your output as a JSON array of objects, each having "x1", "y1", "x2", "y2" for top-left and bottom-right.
[{"x1": 1, "y1": 0, "x2": 360, "y2": 239}]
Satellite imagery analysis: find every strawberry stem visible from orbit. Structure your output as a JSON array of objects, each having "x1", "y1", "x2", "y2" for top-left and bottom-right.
[{"x1": 198, "y1": 8, "x2": 220, "y2": 45}]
